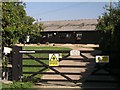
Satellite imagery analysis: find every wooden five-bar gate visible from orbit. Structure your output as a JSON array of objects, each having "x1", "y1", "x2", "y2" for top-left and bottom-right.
[
  {"x1": 2, "y1": 45, "x2": 119, "y2": 89},
  {"x1": 11, "y1": 46, "x2": 92, "y2": 83}
]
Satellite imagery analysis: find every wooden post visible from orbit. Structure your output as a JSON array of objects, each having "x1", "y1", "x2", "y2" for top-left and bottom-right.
[{"x1": 12, "y1": 46, "x2": 22, "y2": 81}]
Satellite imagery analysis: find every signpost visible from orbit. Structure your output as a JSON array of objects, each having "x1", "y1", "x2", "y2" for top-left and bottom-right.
[{"x1": 49, "y1": 54, "x2": 59, "y2": 66}]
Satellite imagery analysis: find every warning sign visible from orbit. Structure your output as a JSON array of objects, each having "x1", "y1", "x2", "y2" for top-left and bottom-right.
[
  {"x1": 49, "y1": 54, "x2": 59, "y2": 66},
  {"x1": 96, "y1": 56, "x2": 109, "y2": 63}
]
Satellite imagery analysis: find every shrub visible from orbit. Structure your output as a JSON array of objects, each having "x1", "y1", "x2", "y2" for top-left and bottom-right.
[
  {"x1": 3, "y1": 81, "x2": 34, "y2": 89},
  {"x1": 45, "y1": 42, "x2": 49, "y2": 45}
]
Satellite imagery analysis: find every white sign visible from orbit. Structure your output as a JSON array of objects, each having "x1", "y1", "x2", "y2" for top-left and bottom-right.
[
  {"x1": 59, "y1": 53, "x2": 62, "y2": 58},
  {"x1": 70, "y1": 50, "x2": 80, "y2": 56},
  {"x1": 49, "y1": 54, "x2": 59, "y2": 66},
  {"x1": 3, "y1": 47, "x2": 12, "y2": 55},
  {"x1": 26, "y1": 35, "x2": 30, "y2": 42},
  {"x1": 96, "y1": 56, "x2": 109, "y2": 63}
]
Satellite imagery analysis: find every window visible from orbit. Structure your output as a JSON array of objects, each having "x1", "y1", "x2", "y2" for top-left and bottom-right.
[
  {"x1": 76, "y1": 33, "x2": 82, "y2": 38},
  {"x1": 76, "y1": 33, "x2": 82, "y2": 40},
  {"x1": 48, "y1": 33, "x2": 52, "y2": 38},
  {"x1": 66, "y1": 34, "x2": 71, "y2": 38},
  {"x1": 53, "y1": 33, "x2": 57, "y2": 36}
]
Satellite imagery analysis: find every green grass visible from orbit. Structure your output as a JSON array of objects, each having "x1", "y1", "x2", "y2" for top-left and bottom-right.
[
  {"x1": 2, "y1": 81, "x2": 33, "y2": 89},
  {"x1": 23, "y1": 46, "x2": 71, "y2": 50},
  {"x1": 22, "y1": 46, "x2": 71, "y2": 80},
  {"x1": 23, "y1": 59, "x2": 49, "y2": 78},
  {"x1": 0, "y1": 83, "x2": 2, "y2": 90}
]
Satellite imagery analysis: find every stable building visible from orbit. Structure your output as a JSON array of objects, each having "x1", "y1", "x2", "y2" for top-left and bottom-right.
[{"x1": 40, "y1": 19, "x2": 101, "y2": 44}]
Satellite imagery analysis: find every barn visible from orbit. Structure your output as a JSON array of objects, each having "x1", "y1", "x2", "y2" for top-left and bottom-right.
[{"x1": 39, "y1": 19, "x2": 102, "y2": 44}]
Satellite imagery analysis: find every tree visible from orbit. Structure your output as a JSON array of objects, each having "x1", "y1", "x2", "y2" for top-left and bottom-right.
[
  {"x1": 97, "y1": 1, "x2": 120, "y2": 52},
  {"x1": 97, "y1": 1, "x2": 120, "y2": 67},
  {"x1": 2, "y1": 2, "x2": 43, "y2": 46}
]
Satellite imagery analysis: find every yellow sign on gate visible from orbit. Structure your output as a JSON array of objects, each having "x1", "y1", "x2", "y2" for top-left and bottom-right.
[
  {"x1": 49, "y1": 54, "x2": 59, "y2": 66},
  {"x1": 96, "y1": 56, "x2": 109, "y2": 63}
]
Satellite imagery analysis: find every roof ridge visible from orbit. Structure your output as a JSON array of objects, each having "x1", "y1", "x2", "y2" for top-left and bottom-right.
[{"x1": 41, "y1": 18, "x2": 98, "y2": 22}]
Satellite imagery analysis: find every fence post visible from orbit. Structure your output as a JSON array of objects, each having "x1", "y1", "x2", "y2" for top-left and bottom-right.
[{"x1": 12, "y1": 46, "x2": 22, "y2": 81}]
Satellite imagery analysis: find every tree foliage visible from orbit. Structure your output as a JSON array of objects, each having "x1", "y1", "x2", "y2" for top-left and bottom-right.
[
  {"x1": 2, "y1": 2, "x2": 43, "y2": 46},
  {"x1": 97, "y1": 1, "x2": 120, "y2": 52}
]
